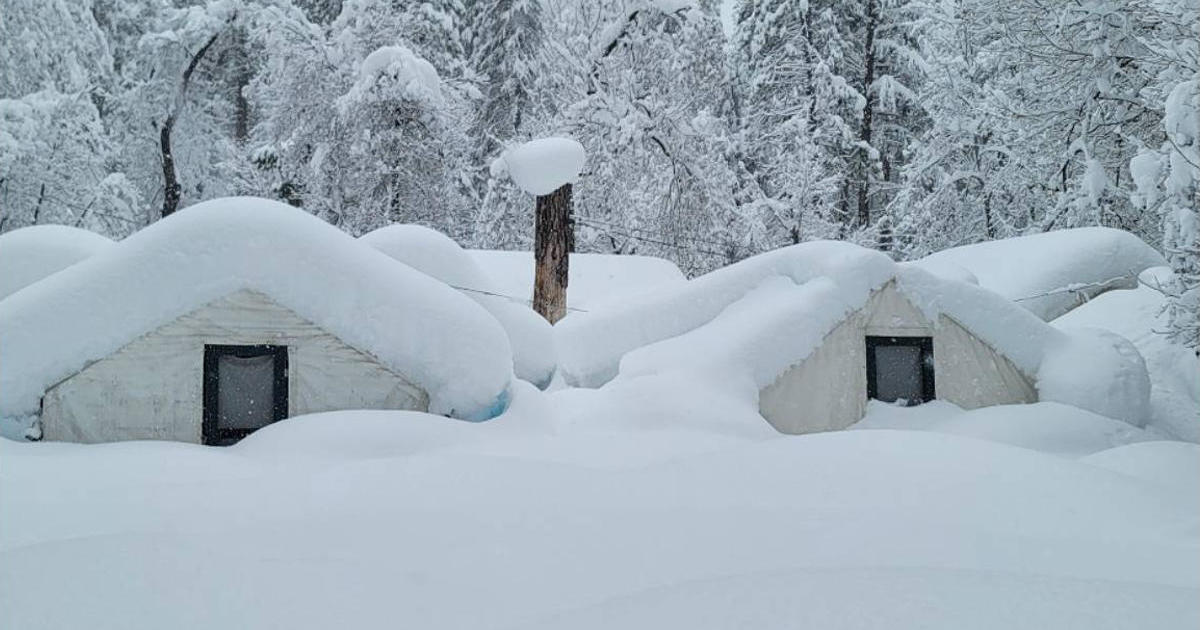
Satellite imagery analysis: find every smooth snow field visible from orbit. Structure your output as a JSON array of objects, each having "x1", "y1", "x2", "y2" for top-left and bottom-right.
[{"x1": 2, "y1": 385, "x2": 1197, "y2": 630}]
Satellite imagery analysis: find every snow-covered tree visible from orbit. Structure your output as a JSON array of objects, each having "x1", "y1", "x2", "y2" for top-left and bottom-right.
[
  {"x1": 247, "y1": 1, "x2": 471, "y2": 237},
  {"x1": 0, "y1": 0, "x2": 113, "y2": 99},
  {"x1": 0, "y1": 90, "x2": 140, "y2": 235},
  {"x1": 467, "y1": 0, "x2": 547, "y2": 206},
  {"x1": 559, "y1": 1, "x2": 740, "y2": 274}
]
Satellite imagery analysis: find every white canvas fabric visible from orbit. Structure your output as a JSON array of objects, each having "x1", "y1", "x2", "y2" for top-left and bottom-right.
[{"x1": 41, "y1": 290, "x2": 429, "y2": 444}]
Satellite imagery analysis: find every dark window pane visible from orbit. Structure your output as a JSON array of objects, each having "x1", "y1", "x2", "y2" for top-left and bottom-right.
[
  {"x1": 217, "y1": 354, "x2": 276, "y2": 429},
  {"x1": 874, "y1": 344, "x2": 923, "y2": 404}
]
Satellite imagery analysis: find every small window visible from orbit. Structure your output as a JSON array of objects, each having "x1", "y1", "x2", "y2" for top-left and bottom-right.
[
  {"x1": 866, "y1": 336, "x2": 934, "y2": 406},
  {"x1": 203, "y1": 345, "x2": 288, "y2": 445}
]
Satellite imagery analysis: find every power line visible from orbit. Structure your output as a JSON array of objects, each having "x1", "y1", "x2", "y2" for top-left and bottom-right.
[
  {"x1": 574, "y1": 214, "x2": 734, "y2": 250},
  {"x1": 573, "y1": 216, "x2": 728, "y2": 257},
  {"x1": 449, "y1": 283, "x2": 590, "y2": 314}
]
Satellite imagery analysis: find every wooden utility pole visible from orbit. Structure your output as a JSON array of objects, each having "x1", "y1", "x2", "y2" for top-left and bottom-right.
[{"x1": 532, "y1": 183, "x2": 573, "y2": 324}]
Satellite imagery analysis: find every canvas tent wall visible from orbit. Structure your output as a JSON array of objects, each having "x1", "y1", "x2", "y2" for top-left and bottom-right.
[
  {"x1": 41, "y1": 290, "x2": 428, "y2": 443},
  {"x1": 0, "y1": 197, "x2": 515, "y2": 443},
  {"x1": 759, "y1": 282, "x2": 1036, "y2": 434}
]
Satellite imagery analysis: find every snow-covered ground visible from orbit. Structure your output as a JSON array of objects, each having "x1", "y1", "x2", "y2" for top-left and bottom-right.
[{"x1": 2, "y1": 383, "x2": 1197, "y2": 629}]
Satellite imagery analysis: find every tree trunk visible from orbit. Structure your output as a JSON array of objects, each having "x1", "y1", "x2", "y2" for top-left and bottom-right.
[
  {"x1": 533, "y1": 183, "x2": 572, "y2": 324},
  {"x1": 233, "y1": 27, "x2": 251, "y2": 144},
  {"x1": 161, "y1": 120, "x2": 181, "y2": 218},
  {"x1": 159, "y1": 30, "x2": 224, "y2": 219},
  {"x1": 856, "y1": 0, "x2": 879, "y2": 228}
]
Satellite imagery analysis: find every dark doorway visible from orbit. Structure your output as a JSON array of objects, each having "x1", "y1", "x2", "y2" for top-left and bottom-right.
[
  {"x1": 203, "y1": 344, "x2": 288, "y2": 445},
  {"x1": 866, "y1": 336, "x2": 935, "y2": 406}
]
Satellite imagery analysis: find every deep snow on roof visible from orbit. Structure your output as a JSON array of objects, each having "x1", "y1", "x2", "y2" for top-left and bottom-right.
[
  {"x1": 466, "y1": 249, "x2": 686, "y2": 311},
  {"x1": 914, "y1": 227, "x2": 1166, "y2": 320},
  {"x1": 0, "y1": 198, "x2": 513, "y2": 424},
  {"x1": 557, "y1": 241, "x2": 896, "y2": 388},
  {"x1": 0, "y1": 225, "x2": 114, "y2": 300},
  {"x1": 360, "y1": 224, "x2": 556, "y2": 387}
]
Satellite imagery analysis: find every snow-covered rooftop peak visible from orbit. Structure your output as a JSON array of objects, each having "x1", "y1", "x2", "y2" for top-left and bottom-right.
[{"x1": 490, "y1": 137, "x2": 586, "y2": 196}]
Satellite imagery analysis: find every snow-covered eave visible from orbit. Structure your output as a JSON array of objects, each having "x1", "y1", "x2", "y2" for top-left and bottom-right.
[
  {"x1": 557, "y1": 241, "x2": 896, "y2": 387},
  {"x1": 893, "y1": 266, "x2": 1056, "y2": 378}
]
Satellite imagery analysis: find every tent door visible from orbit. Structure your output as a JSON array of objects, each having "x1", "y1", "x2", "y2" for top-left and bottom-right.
[
  {"x1": 203, "y1": 344, "x2": 288, "y2": 445},
  {"x1": 866, "y1": 336, "x2": 935, "y2": 406}
]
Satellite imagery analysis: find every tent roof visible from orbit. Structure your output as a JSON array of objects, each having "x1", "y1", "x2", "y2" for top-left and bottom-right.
[{"x1": 914, "y1": 228, "x2": 1165, "y2": 320}]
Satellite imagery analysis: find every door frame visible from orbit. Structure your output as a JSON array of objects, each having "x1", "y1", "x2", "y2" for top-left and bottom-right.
[
  {"x1": 865, "y1": 335, "x2": 935, "y2": 405},
  {"x1": 202, "y1": 344, "x2": 288, "y2": 445}
]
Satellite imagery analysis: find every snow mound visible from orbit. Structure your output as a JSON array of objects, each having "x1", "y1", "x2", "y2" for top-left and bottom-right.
[
  {"x1": 850, "y1": 400, "x2": 967, "y2": 431},
  {"x1": 1081, "y1": 441, "x2": 1200, "y2": 496},
  {"x1": 854, "y1": 401, "x2": 1152, "y2": 457},
  {"x1": 1053, "y1": 267, "x2": 1200, "y2": 442},
  {"x1": 467, "y1": 249, "x2": 686, "y2": 311},
  {"x1": 490, "y1": 137, "x2": 586, "y2": 196},
  {"x1": 0, "y1": 197, "x2": 513, "y2": 428},
  {"x1": 0, "y1": 225, "x2": 113, "y2": 300},
  {"x1": 915, "y1": 228, "x2": 1166, "y2": 320},
  {"x1": 361, "y1": 224, "x2": 556, "y2": 387},
  {"x1": 549, "y1": 371, "x2": 777, "y2": 441},
  {"x1": 927, "y1": 402, "x2": 1151, "y2": 457},
  {"x1": 342, "y1": 45, "x2": 442, "y2": 108},
  {"x1": 1038, "y1": 327, "x2": 1151, "y2": 427},
  {"x1": 231, "y1": 410, "x2": 488, "y2": 461}
]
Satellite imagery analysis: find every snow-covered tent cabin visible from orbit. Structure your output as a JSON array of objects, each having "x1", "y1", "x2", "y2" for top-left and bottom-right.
[
  {"x1": 0, "y1": 198, "x2": 513, "y2": 444},
  {"x1": 0, "y1": 225, "x2": 114, "y2": 301},
  {"x1": 558, "y1": 241, "x2": 1150, "y2": 434},
  {"x1": 914, "y1": 228, "x2": 1166, "y2": 321},
  {"x1": 360, "y1": 224, "x2": 557, "y2": 388}
]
